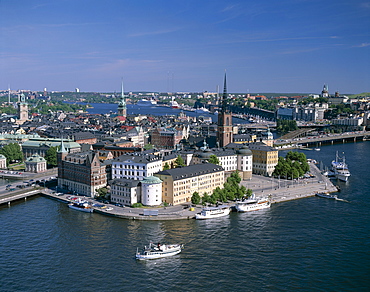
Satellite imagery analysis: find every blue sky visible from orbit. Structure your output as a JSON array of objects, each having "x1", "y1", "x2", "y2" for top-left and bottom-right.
[{"x1": 0, "y1": 0, "x2": 369, "y2": 94}]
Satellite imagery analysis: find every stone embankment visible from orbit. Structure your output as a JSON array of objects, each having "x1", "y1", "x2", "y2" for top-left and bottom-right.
[{"x1": 41, "y1": 162, "x2": 336, "y2": 221}]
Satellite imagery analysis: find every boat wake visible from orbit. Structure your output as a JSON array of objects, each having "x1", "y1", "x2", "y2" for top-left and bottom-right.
[{"x1": 335, "y1": 198, "x2": 349, "y2": 203}]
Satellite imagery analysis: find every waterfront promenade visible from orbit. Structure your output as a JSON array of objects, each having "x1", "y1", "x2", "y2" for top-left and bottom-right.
[{"x1": 10, "y1": 162, "x2": 335, "y2": 221}]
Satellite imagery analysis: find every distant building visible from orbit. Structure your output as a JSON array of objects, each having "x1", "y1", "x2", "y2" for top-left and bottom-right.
[
  {"x1": 151, "y1": 127, "x2": 184, "y2": 149},
  {"x1": 321, "y1": 84, "x2": 329, "y2": 98},
  {"x1": 17, "y1": 93, "x2": 28, "y2": 124},
  {"x1": 22, "y1": 138, "x2": 81, "y2": 159}
]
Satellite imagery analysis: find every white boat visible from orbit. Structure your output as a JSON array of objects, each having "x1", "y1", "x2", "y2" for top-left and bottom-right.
[
  {"x1": 316, "y1": 192, "x2": 338, "y2": 199},
  {"x1": 68, "y1": 198, "x2": 93, "y2": 213},
  {"x1": 195, "y1": 107, "x2": 210, "y2": 113},
  {"x1": 235, "y1": 195, "x2": 271, "y2": 212},
  {"x1": 137, "y1": 99, "x2": 157, "y2": 106},
  {"x1": 170, "y1": 100, "x2": 179, "y2": 108},
  {"x1": 195, "y1": 205, "x2": 230, "y2": 220},
  {"x1": 135, "y1": 242, "x2": 183, "y2": 260},
  {"x1": 331, "y1": 151, "x2": 350, "y2": 182}
]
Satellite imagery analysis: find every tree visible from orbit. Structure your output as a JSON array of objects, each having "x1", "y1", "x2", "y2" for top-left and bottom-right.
[
  {"x1": 174, "y1": 155, "x2": 185, "y2": 168},
  {"x1": 245, "y1": 188, "x2": 253, "y2": 198},
  {"x1": 201, "y1": 193, "x2": 210, "y2": 205},
  {"x1": 144, "y1": 143, "x2": 154, "y2": 150},
  {"x1": 163, "y1": 162, "x2": 170, "y2": 170},
  {"x1": 96, "y1": 187, "x2": 108, "y2": 198},
  {"x1": 44, "y1": 146, "x2": 58, "y2": 167},
  {"x1": 0, "y1": 143, "x2": 23, "y2": 165},
  {"x1": 208, "y1": 154, "x2": 220, "y2": 165},
  {"x1": 191, "y1": 192, "x2": 200, "y2": 205}
]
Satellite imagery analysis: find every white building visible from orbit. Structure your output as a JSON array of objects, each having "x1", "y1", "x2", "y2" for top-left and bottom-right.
[
  {"x1": 25, "y1": 154, "x2": 47, "y2": 173},
  {"x1": 236, "y1": 146, "x2": 253, "y2": 180},
  {"x1": 332, "y1": 116, "x2": 364, "y2": 127},
  {"x1": 110, "y1": 178, "x2": 141, "y2": 206},
  {"x1": 0, "y1": 154, "x2": 6, "y2": 169},
  {"x1": 141, "y1": 176, "x2": 162, "y2": 206},
  {"x1": 191, "y1": 146, "x2": 253, "y2": 179},
  {"x1": 112, "y1": 153, "x2": 162, "y2": 180}
]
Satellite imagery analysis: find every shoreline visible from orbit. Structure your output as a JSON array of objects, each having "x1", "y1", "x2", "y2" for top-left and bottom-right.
[{"x1": 41, "y1": 163, "x2": 337, "y2": 221}]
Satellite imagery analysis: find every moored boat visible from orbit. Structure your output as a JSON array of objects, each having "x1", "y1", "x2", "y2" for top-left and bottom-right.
[
  {"x1": 195, "y1": 107, "x2": 210, "y2": 113},
  {"x1": 331, "y1": 151, "x2": 350, "y2": 182},
  {"x1": 68, "y1": 198, "x2": 94, "y2": 213},
  {"x1": 135, "y1": 242, "x2": 183, "y2": 260},
  {"x1": 315, "y1": 192, "x2": 338, "y2": 199},
  {"x1": 235, "y1": 195, "x2": 271, "y2": 212},
  {"x1": 195, "y1": 205, "x2": 230, "y2": 220},
  {"x1": 137, "y1": 99, "x2": 157, "y2": 106}
]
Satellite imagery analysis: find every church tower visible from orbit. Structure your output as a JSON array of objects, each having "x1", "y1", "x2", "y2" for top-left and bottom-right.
[
  {"x1": 321, "y1": 84, "x2": 329, "y2": 97},
  {"x1": 118, "y1": 80, "x2": 127, "y2": 117},
  {"x1": 17, "y1": 93, "x2": 28, "y2": 124},
  {"x1": 217, "y1": 72, "x2": 233, "y2": 147}
]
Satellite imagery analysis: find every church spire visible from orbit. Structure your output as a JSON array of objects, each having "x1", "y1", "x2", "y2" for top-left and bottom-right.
[
  {"x1": 59, "y1": 136, "x2": 67, "y2": 153},
  {"x1": 221, "y1": 71, "x2": 228, "y2": 113},
  {"x1": 121, "y1": 79, "x2": 125, "y2": 99},
  {"x1": 118, "y1": 79, "x2": 127, "y2": 117}
]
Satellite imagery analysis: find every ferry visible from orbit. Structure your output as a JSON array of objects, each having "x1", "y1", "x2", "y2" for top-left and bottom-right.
[
  {"x1": 135, "y1": 242, "x2": 183, "y2": 260},
  {"x1": 315, "y1": 192, "x2": 338, "y2": 200},
  {"x1": 170, "y1": 100, "x2": 179, "y2": 108},
  {"x1": 136, "y1": 99, "x2": 157, "y2": 107},
  {"x1": 331, "y1": 151, "x2": 350, "y2": 182},
  {"x1": 195, "y1": 205, "x2": 230, "y2": 220},
  {"x1": 235, "y1": 195, "x2": 271, "y2": 212},
  {"x1": 195, "y1": 107, "x2": 210, "y2": 113},
  {"x1": 68, "y1": 198, "x2": 94, "y2": 213}
]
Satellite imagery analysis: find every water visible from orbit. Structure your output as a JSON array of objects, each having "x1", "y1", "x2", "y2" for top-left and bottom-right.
[
  {"x1": 76, "y1": 102, "x2": 249, "y2": 124},
  {"x1": 1, "y1": 136, "x2": 370, "y2": 290},
  {"x1": 1, "y1": 141, "x2": 369, "y2": 291}
]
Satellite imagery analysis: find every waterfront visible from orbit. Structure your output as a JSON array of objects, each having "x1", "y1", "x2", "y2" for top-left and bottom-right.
[
  {"x1": 0, "y1": 141, "x2": 369, "y2": 291},
  {"x1": 80, "y1": 102, "x2": 250, "y2": 124}
]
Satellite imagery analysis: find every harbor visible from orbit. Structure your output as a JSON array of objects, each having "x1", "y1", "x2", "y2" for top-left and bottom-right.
[{"x1": 1, "y1": 160, "x2": 338, "y2": 220}]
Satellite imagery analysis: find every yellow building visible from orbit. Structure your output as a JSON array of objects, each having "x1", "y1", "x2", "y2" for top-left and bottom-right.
[
  {"x1": 155, "y1": 163, "x2": 224, "y2": 205},
  {"x1": 248, "y1": 142, "x2": 278, "y2": 176}
]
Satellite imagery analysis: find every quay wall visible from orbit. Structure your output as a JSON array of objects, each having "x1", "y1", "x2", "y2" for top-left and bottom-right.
[{"x1": 2, "y1": 163, "x2": 337, "y2": 220}]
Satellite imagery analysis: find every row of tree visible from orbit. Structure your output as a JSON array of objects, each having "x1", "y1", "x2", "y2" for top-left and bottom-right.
[
  {"x1": 276, "y1": 119, "x2": 298, "y2": 134},
  {"x1": 191, "y1": 171, "x2": 252, "y2": 206},
  {"x1": 0, "y1": 143, "x2": 58, "y2": 167},
  {"x1": 272, "y1": 151, "x2": 310, "y2": 179}
]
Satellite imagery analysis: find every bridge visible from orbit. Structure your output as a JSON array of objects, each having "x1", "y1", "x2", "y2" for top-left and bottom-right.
[
  {"x1": 0, "y1": 188, "x2": 45, "y2": 206},
  {"x1": 279, "y1": 128, "x2": 316, "y2": 140},
  {"x1": 274, "y1": 131, "x2": 370, "y2": 148}
]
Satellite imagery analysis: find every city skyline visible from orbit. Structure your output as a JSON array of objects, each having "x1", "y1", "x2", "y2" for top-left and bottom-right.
[{"x1": 0, "y1": 0, "x2": 369, "y2": 94}]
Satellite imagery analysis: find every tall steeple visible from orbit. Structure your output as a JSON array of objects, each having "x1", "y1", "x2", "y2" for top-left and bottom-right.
[
  {"x1": 217, "y1": 71, "x2": 233, "y2": 147},
  {"x1": 221, "y1": 71, "x2": 229, "y2": 112},
  {"x1": 118, "y1": 79, "x2": 127, "y2": 117}
]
